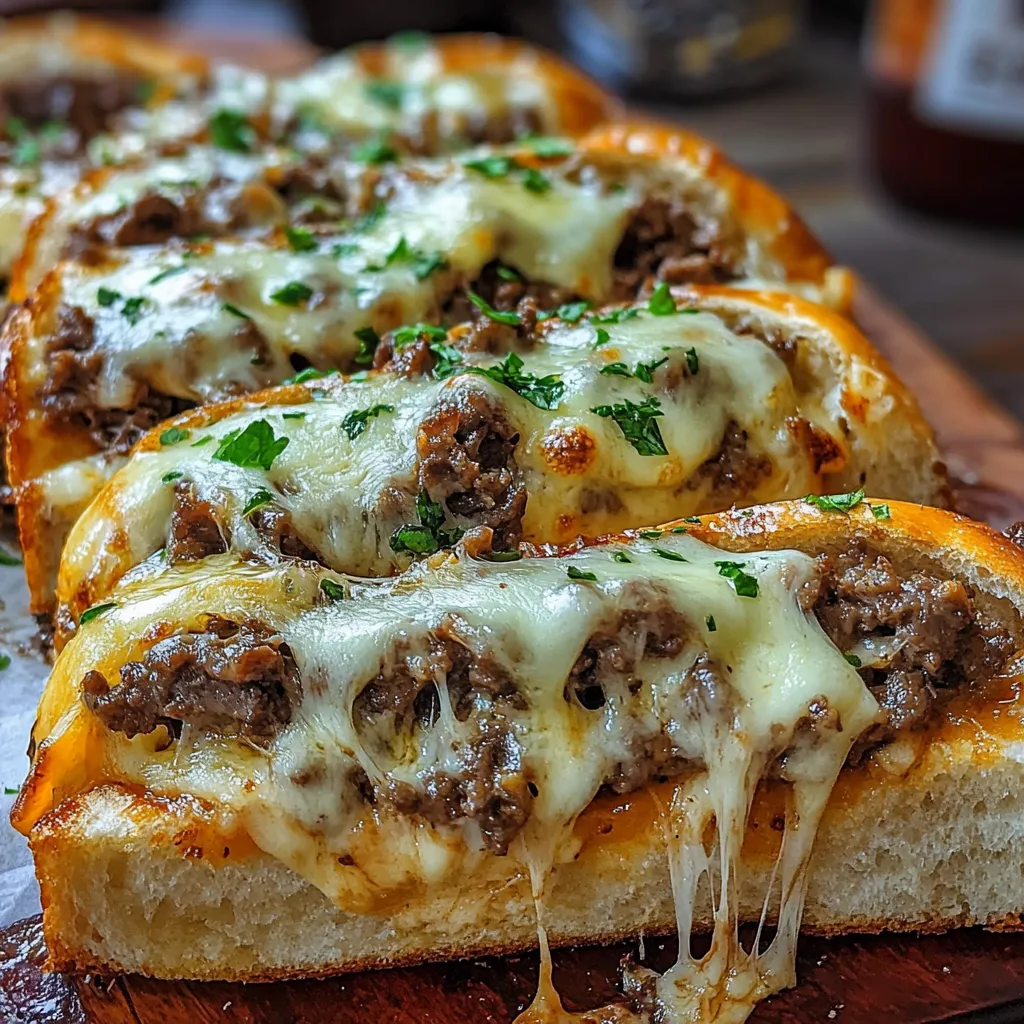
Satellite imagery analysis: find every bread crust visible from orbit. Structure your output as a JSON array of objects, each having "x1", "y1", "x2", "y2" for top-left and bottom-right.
[{"x1": 16, "y1": 500, "x2": 1024, "y2": 980}]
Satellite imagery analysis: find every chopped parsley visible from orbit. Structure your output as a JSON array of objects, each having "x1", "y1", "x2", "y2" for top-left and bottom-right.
[
  {"x1": 591, "y1": 397, "x2": 668, "y2": 457},
  {"x1": 590, "y1": 307, "x2": 640, "y2": 325},
  {"x1": 463, "y1": 154, "x2": 552, "y2": 194},
  {"x1": 341, "y1": 403, "x2": 395, "y2": 440},
  {"x1": 496, "y1": 265, "x2": 521, "y2": 282},
  {"x1": 466, "y1": 352, "x2": 565, "y2": 410},
  {"x1": 640, "y1": 529, "x2": 663, "y2": 539},
  {"x1": 0, "y1": 546, "x2": 22, "y2": 566},
  {"x1": 242, "y1": 488, "x2": 274, "y2": 516},
  {"x1": 544, "y1": 300, "x2": 590, "y2": 323},
  {"x1": 209, "y1": 108, "x2": 255, "y2": 152},
  {"x1": 647, "y1": 283, "x2": 676, "y2": 316},
  {"x1": 3, "y1": 783, "x2": 17, "y2": 793},
  {"x1": 715, "y1": 561, "x2": 759, "y2": 598},
  {"x1": 191, "y1": 435, "x2": 214, "y2": 447},
  {"x1": 467, "y1": 290, "x2": 520, "y2": 326},
  {"x1": 393, "y1": 323, "x2": 448, "y2": 347},
  {"x1": 284, "y1": 226, "x2": 318, "y2": 253},
  {"x1": 519, "y1": 135, "x2": 574, "y2": 158},
  {"x1": 429, "y1": 341, "x2": 464, "y2": 379},
  {"x1": 599, "y1": 357, "x2": 667, "y2": 383},
  {"x1": 390, "y1": 490, "x2": 463, "y2": 556},
  {"x1": 97, "y1": 287, "x2": 147, "y2": 325},
  {"x1": 212, "y1": 420, "x2": 289, "y2": 471},
  {"x1": 871, "y1": 502, "x2": 892, "y2": 520},
  {"x1": 652, "y1": 546, "x2": 687, "y2": 562},
  {"x1": 592, "y1": 327, "x2": 610, "y2": 349},
  {"x1": 352, "y1": 133, "x2": 399, "y2": 165},
  {"x1": 368, "y1": 236, "x2": 446, "y2": 280},
  {"x1": 364, "y1": 79, "x2": 405, "y2": 110},
  {"x1": 844, "y1": 653, "x2": 863, "y2": 667},
  {"x1": 705, "y1": 615, "x2": 717, "y2": 632},
  {"x1": 284, "y1": 366, "x2": 336, "y2": 385},
  {"x1": 319, "y1": 578, "x2": 347, "y2": 601},
  {"x1": 683, "y1": 515, "x2": 702, "y2": 523},
  {"x1": 481, "y1": 549, "x2": 524, "y2": 562},
  {"x1": 270, "y1": 281, "x2": 314, "y2": 307},
  {"x1": 567, "y1": 566, "x2": 598, "y2": 582},
  {"x1": 684, "y1": 347, "x2": 700, "y2": 374},
  {"x1": 159, "y1": 427, "x2": 190, "y2": 446},
  {"x1": 161, "y1": 471, "x2": 183, "y2": 484},
  {"x1": 282, "y1": 411, "x2": 306, "y2": 420},
  {"x1": 352, "y1": 200, "x2": 387, "y2": 233},
  {"x1": 803, "y1": 489, "x2": 866, "y2": 514},
  {"x1": 148, "y1": 265, "x2": 189, "y2": 285},
  {"x1": 613, "y1": 550, "x2": 633, "y2": 564},
  {"x1": 353, "y1": 326, "x2": 381, "y2": 365},
  {"x1": 80, "y1": 602, "x2": 117, "y2": 626},
  {"x1": 222, "y1": 302, "x2": 252, "y2": 321}
]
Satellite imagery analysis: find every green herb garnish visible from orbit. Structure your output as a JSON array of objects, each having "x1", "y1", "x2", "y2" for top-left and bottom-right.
[
  {"x1": 80, "y1": 602, "x2": 117, "y2": 626},
  {"x1": 684, "y1": 347, "x2": 699, "y2": 374},
  {"x1": 148, "y1": 265, "x2": 189, "y2": 285},
  {"x1": 590, "y1": 307, "x2": 640, "y2": 325},
  {"x1": 284, "y1": 226, "x2": 318, "y2": 253},
  {"x1": 870, "y1": 503, "x2": 891, "y2": 520},
  {"x1": 591, "y1": 397, "x2": 668, "y2": 457},
  {"x1": 368, "y1": 236, "x2": 446, "y2": 280},
  {"x1": 222, "y1": 303, "x2": 252, "y2": 320},
  {"x1": 352, "y1": 134, "x2": 399, "y2": 165},
  {"x1": 467, "y1": 290, "x2": 520, "y2": 326},
  {"x1": 284, "y1": 366, "x2": 336, "y2": 385},
  {"x1": 705, "y1": 615, "x2": 717, "y2": 632},
  {"x1": 496, "y1": 265, "x2": 521, "y2": 282},
  {"x1": 319, "y1": 578, "x2": 347, "y2": 601},
  {"x1": 159, "y1": 427, "x2": 190, "y2": 446},
  {"x1": 613, "y1": 550, "x2": 633, "y2": 563},
  {"x1": 212, "y1": 420, "x2": 289, "y2": 470},
  {"x1": 341, "y1": 403, "x2": 395, "y2": 440},
  {"x1": 162, "y1": 471, "x2": 183, "y2": 483},
  {"x1": 647, "y1": 283, "x2": 676, "y2": 316},
  {"x1": 209, "y1": 108, "x2": 254, "y2": 153},
  {"x1": 567, "y1": 566, "x2": 598, "y2": 582},
  {"x1": 390, "y1": 490, "x2": 463, "y2": 556},
  {"x1": 715, "y1": 561, "x2": 759, "y2": 598},
  {"x1": 520, "y1": 135, "x2": 574, "y2": 158},
  {"x1": 465, "y1": 352, "x2": 564, "y2": 410},
  {"x1": 364, "y1": 79, "x2": 405, "y2": 110},
  {"x1": 270, "y1": 281, "x2": 313, "y2": 306},
  {"x1": 803, "y1": 490, "x2": 866, "y2": 514},
  {"x1": 652, "y1": 546, "x2": 687, "y2": 562},
  {"x1": 844, "y1": 653, "x2": 863, "y2": 667}
]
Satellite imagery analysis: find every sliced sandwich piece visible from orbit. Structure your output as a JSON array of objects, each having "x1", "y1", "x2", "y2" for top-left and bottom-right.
[
  {"x1": 0, "y1": 14, "x2": 208, "y2": 279},
  {"x1": 12, "y1": 500, "x2": 1024, "y2": 1023},
  {"x1": 273, "y1": 32, "x2": 620, "y2": 154},
  {"x1": 32, "y1": 288, "x2": 946, "y2": 629}
]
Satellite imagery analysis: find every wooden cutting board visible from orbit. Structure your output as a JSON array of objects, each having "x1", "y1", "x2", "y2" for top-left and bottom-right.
[{"x1": 3, "y1": 284, "x2": 1024, "y2": 1023}]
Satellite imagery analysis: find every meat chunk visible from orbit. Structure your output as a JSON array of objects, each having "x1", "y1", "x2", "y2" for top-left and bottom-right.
[
  {"x1": 168, "y1": 482, "x2": 230, "y2": 562},
  {"x1": 417, "y1": 390, "x2": 527, "y2": 550},
  {"x1": 82, "y1": 617, "x2": 300, "y2": 742},
  {"x1": 248, "y1": 503, "x2": 321, "y2": 561},
  {"x1": 813, "y1": 544, "x2": 1017, "y2": 750},
  {"x1": 353, "y1": 616, "x2": 529, "y2": 855},
  {"x1": 692, "y1": 420, "x2": 773, "y2": 500}
]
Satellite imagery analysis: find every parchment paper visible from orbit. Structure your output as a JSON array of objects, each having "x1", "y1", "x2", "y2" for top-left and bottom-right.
[{"x1": 0, "y1": 563, "x2": 54, "y2": 928}]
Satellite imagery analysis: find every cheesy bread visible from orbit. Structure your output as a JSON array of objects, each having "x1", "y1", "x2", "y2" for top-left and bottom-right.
[{"x1": 13, "y1": 500, "x2": 1024, "y2": 1021}]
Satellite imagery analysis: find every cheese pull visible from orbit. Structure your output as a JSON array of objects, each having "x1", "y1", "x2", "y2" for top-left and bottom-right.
[
  {"x1": 14, "y1": 501, "x2": 1024, "y2": 1021},
  {"x1": 48, "y1": 289, "x2": 946, "y2": 645}
]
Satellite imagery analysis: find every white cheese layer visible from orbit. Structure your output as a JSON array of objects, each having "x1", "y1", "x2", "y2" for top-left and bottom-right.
[{"x1": 58, "y1": 308, "x2": 838, "y2": 609}]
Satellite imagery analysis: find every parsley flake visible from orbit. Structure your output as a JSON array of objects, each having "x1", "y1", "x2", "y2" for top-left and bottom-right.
[
  {"x1": 351, "y1": 326, "x2": 380, "y2": 365},
  {"x1": 652, "y1": 546, "x2": 687, "y2": 562},
  {"x1": 520, "y1": 135, "x2": 574, "y2": 158},
  {"x1": 80, "y1": 602, "x2": 117, "y2": 626},
  {"x1": 282, "y1": 411, "x2": 306, "y2": 420},
  {"x1": 590, "y1": 307, "x2": 640, "y2": 325},
  {"x1": 209, "y1": 108, "x2": 255, "y2": 153},
  {"x1": 592, "y1": 327, "x2": 610, "y2": 349},
  {"x1": 320, "y1": 578, "x2": 347, "y2": 601},
  {"x1": 285, "y1": 226, "x2": 318, "y2": 253},
  {"x1": 341, "y1": 403, "x2": 395, "y2": 440},
  {"x1": 270, "y1": 281, "x2": 313, "y2": 306},
  {"x1": 148, "y1": 265, "x2": 189, "y2": 285},
  {"x1": 212, "y1": 420, "x2": 289, "y2": 471},
  {"x1": 522, "y1": 167, "x2": 551, "y2": 194},
  {"x1": 222, "y1": 302, "x2": 252, "y2": 321},
  {"x1": 591, "y1": 397, "x2": 668, "y2": 457},
  {"x1": 496, "y1": 265, "x2": 521, "y2": 282},
  {"x1": 368, "y1": 236, "x2": 446, "y2": 280},
  {"x1": 465, "y1": 352, "x2": 564, "y2": 410},
  {"x1": 706, "y1": 615, "x2": 717, "y2": 632},
  {"x1": 393, "y1": 322, "x2": 448, "y2": 347},
  {"x1": 160, "y1": 427, "x2": 190, "y2": 446},
  {"x1": 284, "y1": 366, "x2": 336, "y2": 385},
  {"x1": 352, "y1": 133, "x2": 399, "y2": 165},
  {"x1": 467, "y1": 290, "x2": 520, "y2": 326},
  {"x1": 844, "y1": 653, "x2": 863, "y2": 667},
  {"x1": 429, "y1": 341, "x2": 464, "y2": 379},
  {"x1": 0, "y1": 546, "x2": 22, "y2": 566},
  {"x1": 613, "y1": 550, "x2": 633, "y2": 563},
  {"x1": 684, "y1": 347, "x2": 699, "y2": 374},
  {"x1": 803, "y1": 490, "x2": 866, "y2": 514},
  {"x1": 390, "y1": 490, "x2": 463, "y2": 556},
  {"x1": 715, "y1": 561, "x2": 759, "y2": 598},
  {"x1": 647, "y1": 283, "x2": 676, "y2": 316},
  {"x1": 242, "y1": 488, "x2": 274, "y2": 516},
  {"x1": 567, "y1": 566, "x2": 598, "y2": 582},
  {"x1": 3, "y1": 783, "x2": 17, "y2": 793},
  {"x1": 871, "y1": 502, "x2": 892, "y2": 520},
  {"x1": 162, "y1": 471, "x2": 183, "y2": 484},
  {"x1": 364, "y1": 79, "x2": 405, "y2": 110},
  {"x1": 640, "y1": 529, "x2": 663, "y2": 539}
]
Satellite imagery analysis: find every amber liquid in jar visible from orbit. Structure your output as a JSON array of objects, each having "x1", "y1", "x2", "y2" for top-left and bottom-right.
[{"x1": 865, "y1": 0, "x2": 1024, "y2": 228}]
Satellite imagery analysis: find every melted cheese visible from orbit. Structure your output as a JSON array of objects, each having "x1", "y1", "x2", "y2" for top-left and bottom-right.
[
  {"x1": 276, "y1": 40, "x2": 556, "y2": 142},
  {"x1": 28, "y1": 533, "x2": 878, "y2": 1021},
  {"x1": 57, "y1": 308, "x2": 843, "y2": 615}
]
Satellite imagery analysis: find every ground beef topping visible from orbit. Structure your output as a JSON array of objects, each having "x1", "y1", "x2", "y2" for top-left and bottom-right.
[
  {"x1": 812, "y1": 544, "x2": 1018, "y2": 752},
  {"x1": 82, "y1": 616, "x2": 300, "y2": 742},
  {"x1": 168, "y1": 482, "x2": 230, "y2": 563},
  {"x1": 417, "y1": 389, "x2": 527, "y2": 551},
  {"x1": 690, "y1": 420, "x2": 773, "y2": 502}
]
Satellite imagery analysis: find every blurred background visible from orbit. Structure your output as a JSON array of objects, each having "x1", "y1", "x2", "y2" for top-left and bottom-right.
[{"x1": 2, "y1": 0, "x2": 1023, "y2": 419}]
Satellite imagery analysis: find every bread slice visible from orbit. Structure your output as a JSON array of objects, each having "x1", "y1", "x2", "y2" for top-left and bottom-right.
[{"x1": 15, "y1": 500, "x2": 1024, "y2": 984}]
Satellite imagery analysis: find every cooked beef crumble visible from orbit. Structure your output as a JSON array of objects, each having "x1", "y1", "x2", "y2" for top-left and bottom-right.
[
  {"x1": 82, "y1": 616, "x2": 300, "y2": 742},
  {"x1": 811, "y1": 543, "x2": 1017, "y2": 752},
  {"x1": 417, "y1": 389, "x2": 527, "y2": 551},
  {"x1": 353, "y1": 615, "x2": 529, "y2": 855},
  {"x1": 168, "y1": 481, "x2": 230, "y2": 562}
]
